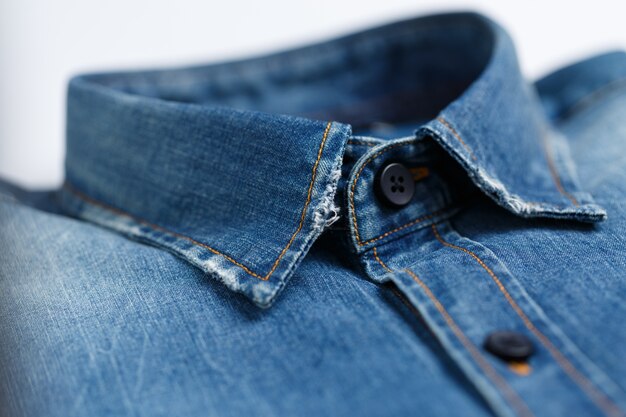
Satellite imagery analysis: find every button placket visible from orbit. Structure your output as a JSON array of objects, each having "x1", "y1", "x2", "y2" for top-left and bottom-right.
[
  {"x1": 377, "y1": 221, "x2": 623, "y2": 417},
  {"x1": 346, "y1": 137, "x2": 457, "y2": 254}
]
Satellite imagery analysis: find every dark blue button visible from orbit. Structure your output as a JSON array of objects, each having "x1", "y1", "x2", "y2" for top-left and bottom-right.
[
  {"x1": 375, "y1": 162, "x2": 415, "y2": 207},
  {"x1": 484, "y1": 331, "x2": 534, "y2": 361}
]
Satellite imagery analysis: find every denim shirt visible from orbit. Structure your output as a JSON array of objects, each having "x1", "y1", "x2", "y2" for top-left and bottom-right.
[{"x1": 1, "y1": 12, "x2": 626, "y2": 417}]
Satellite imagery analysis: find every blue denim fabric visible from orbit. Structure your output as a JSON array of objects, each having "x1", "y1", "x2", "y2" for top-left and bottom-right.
[{"x1": 1, "y1": 11, "x2": 626, "y2": 417}]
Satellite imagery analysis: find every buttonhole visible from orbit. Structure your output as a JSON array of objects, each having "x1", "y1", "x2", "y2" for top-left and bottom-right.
[{"x1": 410, "y1": 166, "x2": 430, "y2": 182}]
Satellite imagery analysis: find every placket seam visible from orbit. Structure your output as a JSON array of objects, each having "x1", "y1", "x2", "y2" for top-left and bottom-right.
[
  {"x1": 370, "y1": 246, "x2": 535, "y2": 417},
  {"x1": 431, "y1": 223, "x2": 624, "y2": 417}
]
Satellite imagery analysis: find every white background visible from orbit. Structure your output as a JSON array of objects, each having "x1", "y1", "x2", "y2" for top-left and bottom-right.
[{"x1": 1, "y1": 0, "x2": 625, "y2": 188}]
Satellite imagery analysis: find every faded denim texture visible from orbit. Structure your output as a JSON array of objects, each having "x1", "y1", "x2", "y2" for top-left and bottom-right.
[{"x1": 1, "y1": 12, "x2": 626, "y2": 417}]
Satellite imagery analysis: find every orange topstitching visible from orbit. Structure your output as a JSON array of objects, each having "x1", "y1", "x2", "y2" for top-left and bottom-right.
[
  {"x1": 436, "y1": 117, "x2": 477, "y2": 160},
  {"x1": 540, "y1": 131, "x2": 579, "y2": 206},
  {"x1": 372, "y1": 247, "x2": 392, "y2": 273}
]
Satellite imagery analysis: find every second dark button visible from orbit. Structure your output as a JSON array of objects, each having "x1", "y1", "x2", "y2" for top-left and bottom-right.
[
  {"x1": 375, "y1": 162, "x2": 415, "y2": 207},
  {"x1": 484, "y1": 331, "x2": 534, "y2": 362}
]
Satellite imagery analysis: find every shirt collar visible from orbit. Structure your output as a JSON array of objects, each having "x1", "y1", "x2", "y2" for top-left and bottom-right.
[{"x1": 60, "y1": 12, "x2": 606, "y2": 307}]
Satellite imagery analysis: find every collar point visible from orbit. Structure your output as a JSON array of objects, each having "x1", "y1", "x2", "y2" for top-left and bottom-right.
[{"x1": 499, "y1": 193, "x2": 607, "y2": 223}]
